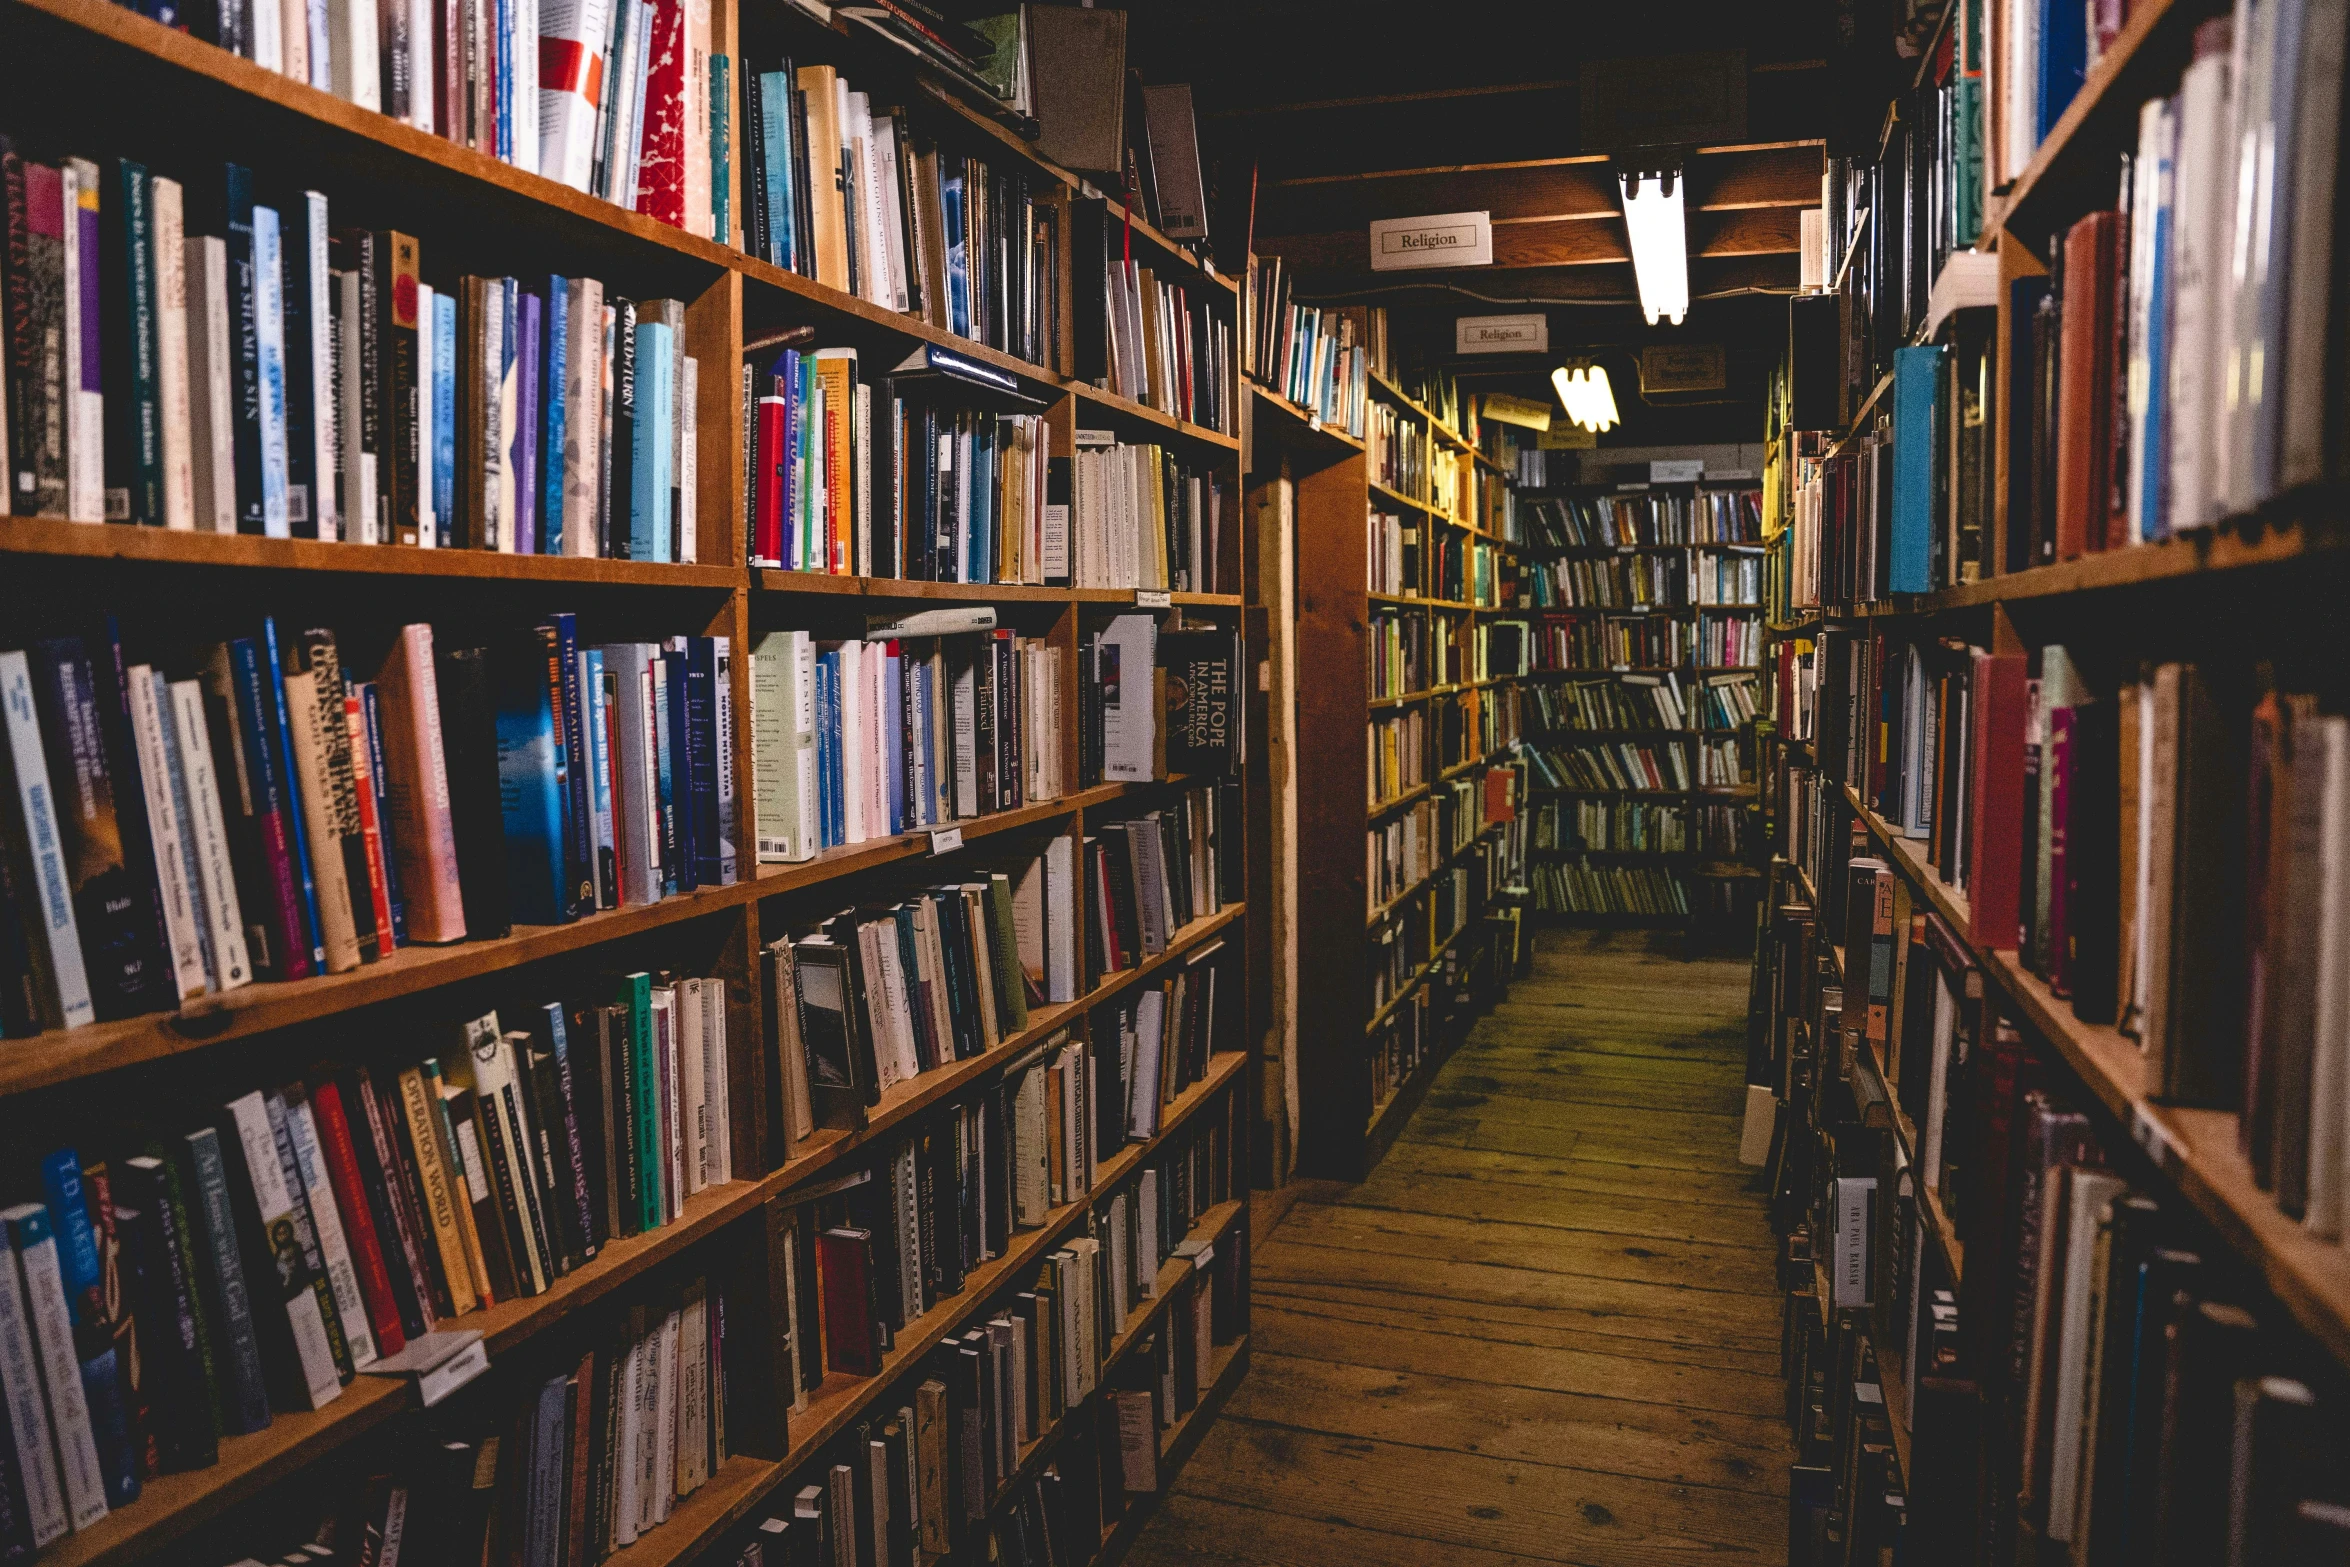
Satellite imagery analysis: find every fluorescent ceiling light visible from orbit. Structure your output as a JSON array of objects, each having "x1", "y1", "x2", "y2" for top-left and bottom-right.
[
  {"x1": 1550, "y1": 365, "x2": 1620, "y2": 432},
  {"x1": 1619, "y1": 171, "x2": 1690, "y2": 327}
]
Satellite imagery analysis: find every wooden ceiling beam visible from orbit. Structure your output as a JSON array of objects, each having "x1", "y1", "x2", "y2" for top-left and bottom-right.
[{"x1": 1256, "y1": 204, "x2": 1803, "y2": 274}]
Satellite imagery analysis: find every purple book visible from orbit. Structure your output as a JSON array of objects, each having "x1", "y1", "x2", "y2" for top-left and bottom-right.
[{"x1": 514, "y1": 289, "x2": 541, "y2": 555}]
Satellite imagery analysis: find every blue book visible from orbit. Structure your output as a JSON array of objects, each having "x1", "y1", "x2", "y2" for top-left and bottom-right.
[
  {"x1": 710, "y1": 56, "x2": 731, "y2": 246},
  {"x1": 1888, "y1": 345, "x2": 1940, "y2": 595},
  {"x1": 942, "y1": 174, "x2": 969, "y2": 337},
  {"x1": 881, "y1": 644, "x2": 905, "y2": 835},
  {"x1": 495, "y1": 0, "x2": 515, "y2": 164},
  {"x1": 582, "y1": 649, "x2": 616, "y2": 908},
  {"x1": 630, "y1": 321, "x2": 674, "y2": 562},
  {"x1": 258, "y1": 618, "x2": 326, "y2": 969},
  {"x1": 432, "y1": 294, "x2": 458, "y2": 546},
  {"x1": 251, "y1": 205, "x2": 291, "y2": 538},
  {"x1": 682, "y1": 640, "x2": 720, "y2": 887},
  {"x1": 541, "y1": 277, "x2": 569, "y2": 555},
  {"x1": 814, "y1": 654, "x2": 838, "y2": 848},
  {"x1": 523, "y1": 1372, "x2": 569, "y2": 1566},
  {"x1": 971, "y1": 419, "x2": 996, "y2": 583},
  {"x1": 2036, "y1": 0, "x2": 2086, "y2": 145},
  {"x1": 548, "y1": 614, "x2": 594, "y2": 919},
  {"x1": 782, "y1": 350, "x2": 805, "y2": 570},
  {"x1": 513, "y1": 290, "x2": 540, "y2": 556},
  {"x1": 2139, "y1": 159, "x2": 2175, "y2": 542},
  {"x1": 37, "y1": 1152, "x2": 138, "y2": 1510},
  {"x1": 491, "y1": 635, "x2": 568, "y2": 925},
  {"x1": 760, "y1": 71, "x2": 796, "y2": 271},
  {"x1": 219, "y1": 165, "x2": 268, "y2": 535}
]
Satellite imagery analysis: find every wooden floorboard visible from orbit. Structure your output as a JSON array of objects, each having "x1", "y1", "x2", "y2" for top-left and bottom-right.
[{"x1": 1120, "y1": 931, "x2": 1791, "y2": 1567}]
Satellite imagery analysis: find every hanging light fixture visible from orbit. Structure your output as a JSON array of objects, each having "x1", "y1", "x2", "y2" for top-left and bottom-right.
[
  {"x1": 1550, "y1": 363, "x2": 1620, "y2": 433},
  {"x1": 1618, "y1": 169, "x2": 1690, "y2": 327}
]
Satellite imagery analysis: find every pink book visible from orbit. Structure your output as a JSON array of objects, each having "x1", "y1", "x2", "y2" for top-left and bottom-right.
[{"x1": 372, "y1": 624, "x2": 468, "y2": 942}]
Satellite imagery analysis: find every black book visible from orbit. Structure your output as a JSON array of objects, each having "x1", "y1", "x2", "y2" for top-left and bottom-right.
[
  {"x1": 915, "y1": 401, "x2": 940, "y2": 580},
  {"x1": 211, "y1": 164, "x2": 269, "y2": 533},
  {"x1": 971, "y1": 638, "x2": 998, "y2": 814},
  {"x1": 993, "y1": 633, "x2": 1018, "y2": 810},
  {"x1": 978, "y1": 1079, "x2": 1010, "y2": 1260},
  {"x1": 843, "y1": 1166, "x2": 903, "y2": 1344},
  {"x1": 100, "y1": 158, "x2": 161, "y2": 526},
  {"x1": 434, "y1": 645, "x2": 514, "y2": 940},
  {"x1": 1099, "y1": 830, "x2": 1144, "y2": 974},
  {"x1": 871, "y1": 378, "x2": 898, "y2": 576},
  {"x1": 2028, "y1": 238, "x2": 2064, "y2": 569},
  {"x1": 919, "y1": 1120, "x2": 965, "y2": 1298},
  {"x1": 277, "y1": 190, "x2": 321, "y2": 537},
  {"x1": 519, "y1": 1012, "x2": 589, "y2": 1274},
  {"x1": 794, "y1": 936, "x2": 874, "y2": 1126},
  {"x1": 788, "y1": 72, "x2": 816, "y2": 281},
  {"x1": 600, "y1": 1001, "x2": 643, "y2": 1236},
  {"x1": 930, "y1": 889, "x2": 979, "y2": 1062},
  {"x1": 1156, "y1": 630, "x2": 1238, "y2": 776},
  {"x1": 567, "y1": 1001, "x2": 613, "y2": 1253},
  {"x1": 111, "y1": 1155, "x2": 219, "y2": 1473}
]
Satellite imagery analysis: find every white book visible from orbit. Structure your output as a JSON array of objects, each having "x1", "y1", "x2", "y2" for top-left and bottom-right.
[
  {"x1": 302, "y1": 197, "x2": 340, "y2": 537},
  {"x1": 837, "y1": 640, "x2": 868, "y2": 843},
  {"x1": 1100, "y1": 613, "x2": 1157, "y2": 781},
  {"x1": 684, "y1": 0, "x2": 713, "y2": 237},
  {"x1": 565, "y1": 278, "x2": 606, "y2": 552},
  {"x1": 872, "y1": 113, "x2": 911, "y2": 312},
  {"x1": 2308, "y1": 717, "x2": 2350, "y2": 1238},
  {"x1": 251, "y1": 0, "x2": 283, "y2": 71},
  {"x1": 678, "y1": 354, "x2": 697, "y2": 562},
  {"x1": 407, "y1": 0, "x2": 434, "y2": 129},
  {"x1": 0, "y1": 1213, "x2": 69, "y2": 1548},
  {"x1": 2217, "y1": 0, "x2": 2270, "y2": 515},
  {"x1": 602, "y1": 643, "x2": 663, "y2": 903},
  {"x1": 1, "y1": 653, "x2": 94, "y2": 1029},
  {"x1": 2047, "y1": 1170, "x2": 2128, "y2": 1543},
  {"x1": 60, "y1": 161, "x2": 104, "y2": 522},
  {"x1": 613, "y1": 1307, "x2": 646, "y2": 1547},
  {"x1": 652, "y1": 1306, "x2": 680, "y2": 1524},
  {"x1": 1126, "y1": 989, "x2": 1164, "y2": 1140},
  {"x1": 126, "y1": 665, "x2": 210, "y2": 1000},
  {"x1": 1, "y1": 1206, "x2": 107, "y2": 1530},
  {"x1": 1044, "y1": 834, "x2": 1076, "y2": 1003},
  {"x1": 278, "y1": 0, "x2": 310, "y2": 86},
  {"x1": 335, "y1": 269, "x2": 378, "y2": 543},
  {"x1": 701, "y1": 975, "x2": 730, "y2": 1185},
  {"x1": 447, "y1": 1020, "x2": 554, "y2": 1293},
  {"x1": 679, "y1": 975, "x2": 708, "y2": 1196},
  {"x1": 152, "y1": 178, "x2": 196, "y2": 531},
  {"x1": 511, "y1": 0, "x2": 542, "y2": 177},
  {"x1": 168, "y1": 678, "x2": 253, "y2": 992},
  {"x1": 186, "y1": 236, "x2": 240, "y2": 531},
  {"x1": 751, "y1": 631, "x2": 818, "y2": 864},
  {"x1": 676, "y1": 1280, "x2": 708, "y2": 1493},
  {"x1": 253, "y1": 205, "x2": 293, "y2": 536},
  {"x1": 224, "y1": 1092, "x2": 345, "y2": 1409},
  {"x1": 280, "y1": 1086, "x2": 380, "y2": 1367},
  {"x1": 329, "y1": 0, "x2": 381, "y2": 108},
  {"x1": 539, "y1": 0, "x2": 615, "y2": 191}
]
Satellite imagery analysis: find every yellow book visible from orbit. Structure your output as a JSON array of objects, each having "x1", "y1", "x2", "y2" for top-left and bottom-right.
[
  {"x1": 396, "y1": 1065, "x2": 481, "y2": 1315},
  {"x1": 814, "y1": 349, "x2": 857, "y2": 574},
  {"x1": 796, "y1": 65, "x2": 851, "y2": 291}
]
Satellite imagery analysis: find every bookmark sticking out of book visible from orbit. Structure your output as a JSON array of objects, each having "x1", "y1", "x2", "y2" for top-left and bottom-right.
[
  {"x1": 362, "y1": 1329, "x2": 489, "y2": 1406},
  {"x1": 865, "y1": 606, "x2": 999, "y2": 639}
]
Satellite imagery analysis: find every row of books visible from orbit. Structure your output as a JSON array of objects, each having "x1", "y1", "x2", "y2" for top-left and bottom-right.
[
  {"x1": 1525, "y1": 739, "x2": 1695, "y2": 795},
  {"x1": 1367, "y1": 401, "x2": 1426, "y2": 501},
  {"x1": 1367, "y1": 775, "x2": 1490, "y2": 918},
  {"x1": 1368, "y1": 710, "x2": 1429, "y2": 809},
  {"x1": 1073, "y1": 203, "x2": 1233, "y2": 435},
  {"x1": 739, "y1": 59, "x2": 1056, "y2": 372},
  {"x1": 1527, "y1": 673, "x2": 1705, "y2": 734},
  {"x1": 0, "y1": 613, "x2": 732, "y2": 1035},
  {"x1": 0, "y1": 152, "x2": 705, "y2": 557},
  {"x1": 1526, "y1": 860, "x2": 1688, "y2": 917},
  {"x1": 0, "y1": 967, "x2": 726, "y2": 1549},
  {"x1": 760, "y1": 813, "x2": 1235, "y2": 1157},
  {"x1": 1471, "y1": 685, "x2": 1525, "y2": 759},
  {"x1": 1467, "y1": 620, "x2": 1528, "y2": 683},
  {"x1": 1524, "y1": 613, "x2": 1703, "y2": 671},
  {"x1": 1524, "y1": 552, "x2": 1689, "y2": 612},
  {"x1": 1367, "y1": 510, "x2": 1420, "y2": 597},
  {"x1": 723, "y1": 1138, "x2": 1244, "y2": 1567},
  {"x1": 1367, "y1": 611, "x2": 1435, "y2": 702},
  {"x1": 1066, "y1": 433, "x2": 1229, "y2": 594},
  {"x1": 136, "y1": 0, "x2": 727, "y2": 240},
  {"x1": 1519, "y1": 489, "x2": 1766, "y2": 551},
  {"x1": 1430, "y1": 531, "x2": 1503, "y2": 608},
  {"x1": 1528, "y1": 798, "x2": 1705, "y2": 854},
  {"x1": 1241, "y1": 257, "x2": 1367, "y2": 438}
]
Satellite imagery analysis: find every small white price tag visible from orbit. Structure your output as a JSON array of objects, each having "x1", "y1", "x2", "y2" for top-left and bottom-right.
[
  {"x1": 1135, "y1": 588, "x2": 1173, "y2": 609},
  {"x1": 2130, "y1": 1104, "x2": 2179, "y2": 1172},
  {"x1": 929, "y1": 827, "x2": 964, "y2": 856}
]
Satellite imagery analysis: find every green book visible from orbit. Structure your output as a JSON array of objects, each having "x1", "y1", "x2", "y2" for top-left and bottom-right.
[
  {"x1": 987, "y1": 872, "x2": 1029, "y2": 1033},
  {"x1": 617, "y1": 972, "x2": 661, "y2": 1232}
]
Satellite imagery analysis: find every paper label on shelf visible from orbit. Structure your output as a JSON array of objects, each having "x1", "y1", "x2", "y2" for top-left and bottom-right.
[
  {"x1": 1135, "y1": 588, "x2": 1172, "y2": 609},
  {"x1": 929, "y1": 827, "x2": 964, "y2": 856},
  {"x1": 2129, "y1": 1105, "x2": 2180, "y2": 1172}
]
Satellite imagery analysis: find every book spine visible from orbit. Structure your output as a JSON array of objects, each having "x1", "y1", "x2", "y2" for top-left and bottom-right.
[
  {"x1": 125, "y1": 668, "x2": 208, "y2": 1000},
  {"x1": 543, "y1": 1006, "x2": 603, "y2": 1262},
  {"x1": 0, "y1": 1219, "x2": 68, "y2": 1549},
  {"x1": 279, "y1": 1090, "x2": 378, "y2": 1369},
  {"x1": 551, "y1": 614, "x2": 596, "y2": 918},
  {"x1": 306, "y1": 1082, "x2": 408, "y2": 1357},
  {"x1": 356, "y1": 1068, "x2": 448, "y2": 1327},
  {"x1": 222, "y1": 1095, "x2": 344, "y2": 1409},
  {"x1": 0, "y1": 1210, "x2": 106, "y2": 1529},
  {"x1": 256, "y1": 1095, "x2": 356, "y2": 1386},
  {"x1": 0, "y1": 654, "x2": 94, "y2": 1029},
  {"x1": 221, "y1": 639, "x2": 313, "y2": 981},
  {"x1": 349, "y1": 688, "x2": 401, "y2": 946},
  {"x1": 396, "y1": 1068, "x2": 480, "y2": 1315}
]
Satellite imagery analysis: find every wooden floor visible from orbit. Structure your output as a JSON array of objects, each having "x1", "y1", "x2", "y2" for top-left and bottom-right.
[{"x1": 1123, "y1": 929, "x2": 1789, "y2": 1567}]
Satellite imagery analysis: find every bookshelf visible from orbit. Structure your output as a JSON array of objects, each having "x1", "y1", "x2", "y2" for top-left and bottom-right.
[
  {"x1": 1515, "y1": 478, "x2": 1767, "y2": 929},
  {"x1": 0, "y1": 0, "x2": 1262, "y2": 1560},
  {"x1": 1756, "y1": 0, "x2": 2350, "y2": 1549},
  {"x1": 1264, "y1": 351, "x2": 1528, "y2": 1183}
]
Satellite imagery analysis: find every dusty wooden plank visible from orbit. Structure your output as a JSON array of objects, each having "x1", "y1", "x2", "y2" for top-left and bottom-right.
[
  {"x1": 1118, "y1": 1493, "x2": 1572, "y2": 1567},
  {"x1": 1250, "y1": 1284, "x2": 1784, "y2": 1377},
  {"x1": 1267, "y1": 1201, "x2": 1780, "y2": 1292},
  {"x1": 1402, "y1": 1112, "x2": 1757, "y2": 1176},
  {"x1": 1328, "y1": 1174, "x2": 1780, "y2": 1251},
  {"x1": 1374, "y1": 1141, "x2": 1773, "y2": 1211},
  {"x1": 1223, "y1": 1350, "x2": 1790, "y2": 1494},
  {"x1": 1174, "y1": 1418, "x2": 1786, "y2": 1566},
  {"x1": 1423, "y1": 1076, "x2": 1753, "y2": 1119},
  {"x1": 1248, "y1": 1303, "x2": 1787, "y2": 1419}
]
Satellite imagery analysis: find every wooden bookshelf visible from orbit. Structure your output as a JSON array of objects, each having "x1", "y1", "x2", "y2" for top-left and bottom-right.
[
  {"x1": 1265, "y1": 365, "x2": 1526, "y2": 1182},
  {"x1": 0, "y1": 0, "x2": 1265, "y2": 1557}
]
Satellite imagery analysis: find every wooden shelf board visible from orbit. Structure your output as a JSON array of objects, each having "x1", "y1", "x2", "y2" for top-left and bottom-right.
[
  {"x1": 1846, "y1": 784, "x2": 1973, "y2": 934},
  {"x1": 0, "y1": 517, "x2": 742, "y2": 586},
  {"x1": 1068, "y1": 380, "x2": 1241, "y2": 450},
  {"x1": 1367, "y1": 823, "x2": 1507, "y2": 930},
  {"x1": 1368, "y1": 479, "x2": 1433, "y2": 516},
  {"x1": 1367, "y1": 781, "x2": 1435, "y2": 818},
  {"x1": 1900, "y1": 516, "x2": 2350, "y2": 614},
  {"x1": 1247, "y1": 383, "x2": 1365, "y2": 454}
]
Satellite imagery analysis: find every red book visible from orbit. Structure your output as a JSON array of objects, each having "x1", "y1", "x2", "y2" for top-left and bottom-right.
[
  {"x1": 817, "y1": 1227, "x2": 882, "y2": 1375},
  {"x1": 308, "y1": 1080, "x2": 409, "y2": 1357},
  {"x1": 632, "y1": 0, "x2": 687, "y2": 228},
  {"x1": 344, "y1": 693, "x2": 399, "y2": 951},
  {"x1": 755, "y1": 387, "x2": 787, "y2": 565},
  {"x1": 1965, "y1": 651, "x2": 2029, "y2": 950},
  {"x1": 2053, "y1": 212, "x2": 2121, "y2": 560}
]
